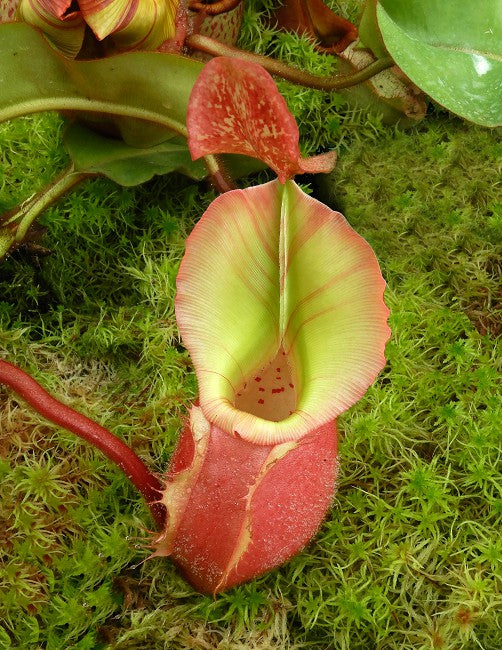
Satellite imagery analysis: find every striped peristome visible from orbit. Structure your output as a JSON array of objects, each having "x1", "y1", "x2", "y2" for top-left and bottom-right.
[
  {"x1": 15, "y1": 0, "x2": 178, "y2": 57},
  {"x1": 175, "y1": 179, "x2": 391, "y2": 445}
]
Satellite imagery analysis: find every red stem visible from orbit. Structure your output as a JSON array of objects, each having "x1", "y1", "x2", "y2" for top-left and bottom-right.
[
  {"x1": 0, "y1": 359, "x2": 166, "y2": 528},
  {"x1": 210, "y1": 168, "x2": 235, "y2": 193}
]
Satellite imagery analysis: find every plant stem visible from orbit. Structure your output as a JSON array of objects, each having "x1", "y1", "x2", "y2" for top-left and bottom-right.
[
  {"x1": 186, "y1": 34, "x2": 394, "y2": 90},
  {"x1": 204, "y1": 155, "x2": 236, "y2": 193},
  {"x1": 0, "y1": 99, "x2": 191, "y2": 139},
  {"x1": 1, "y1": 166, "x2": 92, "y2": 247},
  {"x1": 0, "y1": 359, "x2": 166, "y2": 528}
]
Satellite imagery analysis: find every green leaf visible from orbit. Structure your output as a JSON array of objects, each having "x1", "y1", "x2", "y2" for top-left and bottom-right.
[
  {"x1": 376, "y1": 0, "x2": 502, "y2": 126},
  {"x1": 358, "y1": 0, "x2": 388, "y2": 59},
  {"x1": 0, "y1": 24, "x2": 264, "y2": 184},
  {"x1": 175, "y1": 180, "x2": 390, "y2": 445},
  {"x1": 63, "y1": 122, "x2": 207, "y2": 185},
  {"x1": 63, "y1": 123, "x2": 265, "y2": 185},
  {"x1": 0, "y1": 22, "x2": 203, "y2": 147}
]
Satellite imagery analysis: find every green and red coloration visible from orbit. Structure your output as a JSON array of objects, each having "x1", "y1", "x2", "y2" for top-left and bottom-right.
[
  {"x1": 0, "y1": 0, "x2": 18, "y2": 20},
  {"x1": 151, "y1": 178, "x2": 389, "y2": 592},
  {"x1": 0, "y1": 359, "x2": 166, "y2": 528},
  {"x1": 16, "y1": 0, "x2": 179, "y2": 57},
  {"x1": 174, "y1": 180, "x2": 389, "y2": 445},
  {"x1": 187, "y1": 57, "x2": 337, "y2": 183},
  {"x1": 154, "y1": 406, "x2": 338, "y2": 593},
  {"x1": 0, "y1": 48, "x2": 389, "y2": 595},
  {"x1": 152, "y1": 61, "x2": 389, "y2": 591}
]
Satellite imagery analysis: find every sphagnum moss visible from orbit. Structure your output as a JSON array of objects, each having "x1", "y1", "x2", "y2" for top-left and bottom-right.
[{"x1": 1, "y1": 15, "x2": 501, "y2": 650}]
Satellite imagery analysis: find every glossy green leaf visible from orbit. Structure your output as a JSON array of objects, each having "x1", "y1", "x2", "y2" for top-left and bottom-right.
[
  {"x1": 358, "y1": 0, "x2": 388, "y2": 60},
  {"x1": 376, "y1": 0, "x2": 502, "y2": 126},
  {"x1": 63, "y1": 122, "x2": 266, "y2": 185},
  {"x1": 63, "y1": 122, "x2": 207, "y2": 185},
  {"x1": 175, "y1": 180, "x2": 390, "y2": 445},
  {"x1": 0, "y1": 22, "x2": 202, "y2": 146}
]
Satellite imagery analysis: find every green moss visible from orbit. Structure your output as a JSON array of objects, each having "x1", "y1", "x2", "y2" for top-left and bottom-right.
[
  {"x1": 1, "y1": 8, "x2": 501, "y2": 650},
  {"x1": 240, "y1": 0, "x2": 392, "y2": 155}
]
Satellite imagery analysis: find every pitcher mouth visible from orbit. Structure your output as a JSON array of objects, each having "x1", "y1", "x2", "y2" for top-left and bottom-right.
[
  {"x1": 195, "y1": 348, "x2": 318, "y2": 446},
  {"x1": 234, "y1": 346, "x2": 297, "y2": 423},
  {"x1": 175, "y1": 180, "x2": 391, "y2": 446}
]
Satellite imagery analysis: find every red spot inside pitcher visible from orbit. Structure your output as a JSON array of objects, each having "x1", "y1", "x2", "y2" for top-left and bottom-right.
[{"x1": 235, "y1": 348, "x2": 296, "y2": 421}]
